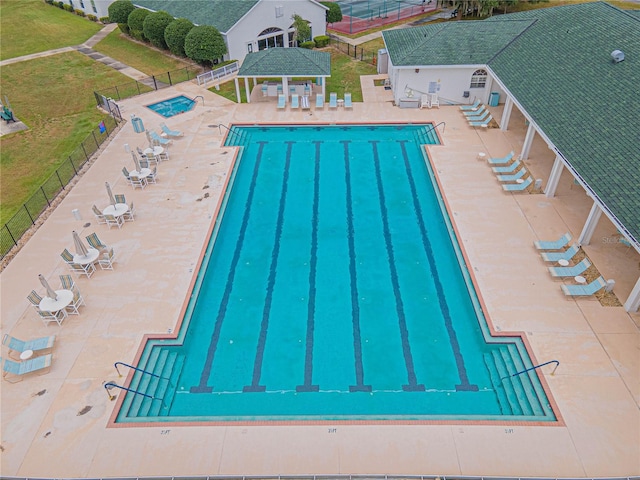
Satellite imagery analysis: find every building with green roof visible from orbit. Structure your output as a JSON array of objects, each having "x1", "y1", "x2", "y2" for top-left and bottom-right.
[
  {"x1": 133, "y1": 0, "x2": 327, "y2": 63},
  {"x1": 382, "y1": 2, "x2": 640, "y2": 312}
]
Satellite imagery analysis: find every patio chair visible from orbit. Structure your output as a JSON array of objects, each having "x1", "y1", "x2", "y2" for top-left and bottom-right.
[
  {"x1": 561, "y1": 276, "x2": 607, "y2": 297},
  {"x1": 420, "y1": 94, "x2": 430, "y2": 109},
  {"x1": 27, "y1": 290, "x2": 43, "y2": 309},
  {"x1": 2, "y1": 354, "x2": 53, "y2": 383},
  {"x1": 344, "y1": 92, "x2": 353, "y2": 109},
  {"x1": 61, "y1": 248, "x2": 95, "y2": 278},
  {"x1": 277, "y1": 94, "x2": 286, "y2": 110},
  {"x1": 534, "y1": 233, "x2": 572, "y2": 250},
  {"x1": 548, "y1": 258, "x2": 591, "y2": 278},
  {"x1": 149, "y1": 130, "x2": 171, "y2": 146},
  {"x1": 85, "y1": 232, "x2": 108, "y2": 252},
  {"x1": 488, "y1": 151, "x2": 515, "y2": 165},
  {"x1": 122, "y1": 167, "x2": 132, "y2": 185},
  {"x1": 429, "y1": 93, "x2": 439, "y2": 108},
  {"x1": 329, "y1": 92, "x2": 338, "y2": 109},
  {"x1": 98, "y1": 247, "x2": 116, "y2": 270},
  {"x1": 136, "y1": 146, "x2": 144, "y2": 156},
  {"x1": 160, "y1": 122, "x2": 183, "y2": 138},
  {"x1": 147, "y1": 166, "x2": 157, "y2": 184},
  {"x1": 2, "y1": 334, "x2": 56, "y2": 360},
  {"x1": 301, "y1": 95, "x2": 310, "y2": 110},
  {"x1": 139, "y1": 157, "x2": 150, "y2": 169},
  {"x1": 291, "y1": 93, "x2": 300, "y2": 109},
  {"x1": 501, "y1": 176, "x2": 531, "y2": 191},
  {"x1": 129, "y1": 174, "x2": 147, "y2": 190},
  {"x1": 540, "y1": 244, "x2": 580, "y2": 262},
  {"x1": 123, "y1": 202, "x2": 135, "y2": 222},
  {"x1": 104, "y1": 214, "x2": 124, "y2": 230},
  {"x1": 92, "y1": 204, "x2": 107, "y2": 224},
  {"x1": 115, "y1": 194, "x2": 126, "y2": 204},
  {"x1": 460, "y1": 99, "x2": 481, "y2": 111},
  {"x1": 37, "y1": 307, "x2": 66, "y2": 327},
  {"x1": 59, "y1": 275, "x2": 85, "y2": 314},
  {"x1": 492, "y1": 158, "x2": 522, "y2": 174},
  {"x1": 496, "y1": 167, "x2": 528, "y2": 183},
  {"x1": 470, "y1": 116, "x2": 493, "y2": 128},
  {"x1": 315, "y1": 93, "x2": 324, "y2": 110}
]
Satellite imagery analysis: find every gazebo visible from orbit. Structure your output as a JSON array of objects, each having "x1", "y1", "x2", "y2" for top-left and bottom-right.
[{"x1": 234, "y1": 48, "x2": 331, "y2": 104}]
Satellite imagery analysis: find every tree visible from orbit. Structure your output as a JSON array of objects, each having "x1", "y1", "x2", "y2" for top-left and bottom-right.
[
  {"x1": 165, "y1": 18, "x2": 194, "y2": 57},
  {"x1": 108, "y1": 0, "x2": 134, "y2": 23},
  {"x1": 184, "y1": 25, "x2": 227, "y2": 66},
  {"x1": 108, "y1": 0, "x2": 134, "y2": 33},
  {"x1": 128, "y1": 8, "x2": 150, "y2": 41},
  {"x1": 291, "y1": 14, "x2": 311, "y2": 45},
  {"x1": 320, "y1": 1, "x2": 342, "y2": 24},
  {"x1": 143, "y1": 11, "x2": 174, "y2": 50}
]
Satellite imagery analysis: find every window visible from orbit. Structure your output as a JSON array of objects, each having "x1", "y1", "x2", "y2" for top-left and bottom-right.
[
  {"x1": 470, "y1": 69, "x2": 487, "y2": 88},
  {"x1": 90, "y1": 0, "x2": 97, "y2": 13},
  {"x1": 247, "y1": 43, "x2": 253, "y2": 53},
  {"x1": 275, "y1": 5, "x2": 283, "y2": 17},
  {"x1": 257, "y1": 27, "x2": 284, "y2": 51},
  {"x1": 80, "y1": 0, "x2": 84, "y2": 8}
]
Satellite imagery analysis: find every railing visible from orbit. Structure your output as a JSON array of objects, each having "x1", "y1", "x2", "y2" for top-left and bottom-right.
[
  {"x1": 197, "y1": 61, "x2": 239, "y2": 87},
  {"x1": 194, "y1": 95, "x2": 204, "y2": 106},
  {"x1": 217, "y1": 123, "x2": 249, "y2": 146},
  {"x1": 114, "y1": 361, "x2": 170, "y2": 382},
  {"x1": 327, "y1": 34, "x2": 378, "y2": 65},
  {"x1": 425, "y1": 121, "x2": 446, "y2": 135},
  {"x1": 0, "y1": 115, "x2": 121, "y2": 262},
  {"x1": 103, "y1": 381, "x2": 155, "y2": 401},
  {"x1": 500, "y1": 360, "x2": 560, "y2": 382}
]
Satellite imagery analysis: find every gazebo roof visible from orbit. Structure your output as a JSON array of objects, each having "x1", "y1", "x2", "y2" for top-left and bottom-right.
[{"x1": 238, "y1": 48, "x2": 331, "y2": 77}]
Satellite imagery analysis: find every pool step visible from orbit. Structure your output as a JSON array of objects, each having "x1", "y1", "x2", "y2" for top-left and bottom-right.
[
  {"x1": 505, "y1": 344, "x2": 545, "y2": 417},
  {"x1": 150, "y1": 353, "x2": 185, "y2": 417},
  {"x1": 127, "y1": 349, "x2": 169, "y2": 418},
  {"x1": 137, "y1": 350, "x2": 179, "y2": 417},
  {"x1": 490, "y1": 349, "x2": 524, "y2": 416},
  {"x1": 482, "y1": 352, "x2": 512, "y2": 415},
  {"x1": 120, "y1": 348, "x2": 162, "y2": 418}
]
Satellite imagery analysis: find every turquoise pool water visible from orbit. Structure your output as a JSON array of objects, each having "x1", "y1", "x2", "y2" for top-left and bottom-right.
[
  {"x1": 116, "y1": 124, "x2": 556, "y2": 423},
  {"x1": 146, "y1": 95, "x2": 195, "y2": 118}
]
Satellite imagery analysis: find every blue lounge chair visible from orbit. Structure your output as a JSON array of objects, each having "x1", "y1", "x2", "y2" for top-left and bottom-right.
[
  {"x1": 488, "y1": 151, "x2": 515, "y2": 165},
  {"x1": 534, "y1": 233, "x2": 572, "y2": 250},
  {"x1": 497, "y1": 167, "x2": 527, "y2": 183},
  {"x1": 149, "y1": 130, "x2": 171, "y2": 146},
  {"x1": 466, "y1": 110, "x2": 490, "y2": 123},
  {"x1": 315, "y1": 93, "x2": 324, "y2": 109},
  {"x1": 160, "y1": 123, "x2": 182, "y2": 138},
  {"x1": 492, "y1": 158, "x2": 521, "y2": 173},
  {"x1": 2, "y1": 354, "x2": 53, "y2": 382},
  {"x1": 344, "y1": 92, "x2": 352, "y2": 109},
  {"x1": 540, "y1": 244, "x2": 580, "y2": 262},
  {"x1": 501, "y1": 176, "x2": 532, "y2": 192},
  {"x1": 291, "y1": 93, "x2": 299, "y2": 109},
  {"x1": 548, "y1": 258, "x2": 591, "y2": 277},
  {"x1": 460, "y1": 99, "x2": 481, "y2": 111},
  {"x1": 329, "y1": 92, "x2": 338, "y2": 109},
  {"x1": 561, "y1": 276, "x2": 607, "y2": 297},
  {"x1": 277, "y1": 94, "x2": 286, "y2": 110},
  {"x1": 463, "y1": 105, "x2": 486, "y2": 117},
  {"x1": 2, "y1": 334, "x2": 56, "y2": 359},
  {"x1": 470, "y1": 116, "x2": 493, "y2": 127}
]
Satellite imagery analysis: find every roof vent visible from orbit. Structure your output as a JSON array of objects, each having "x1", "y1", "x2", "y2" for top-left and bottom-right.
[{"x1": 611, "y1": 50, "x2": 625, "y2": 63}]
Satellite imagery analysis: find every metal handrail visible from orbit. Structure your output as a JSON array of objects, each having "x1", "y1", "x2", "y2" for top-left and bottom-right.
[
  {"x1": 114, "y1": 361, "x2": 170, "y2": 381},
  {"x1": 424, "y1": 121, "x2": 446, "y2": 135},
  {"x1": 216, "y1": 123, "x2": 245, "y2": 142},
  {"x1": 500, "y1": 360, "x2": 559, "y2": 382},
  {"x1": 194, "y1": 95, "x2": 204, "y2": 106},
  {"x1": 103, "y1": 381, "x2": 155, "y2": 401}
]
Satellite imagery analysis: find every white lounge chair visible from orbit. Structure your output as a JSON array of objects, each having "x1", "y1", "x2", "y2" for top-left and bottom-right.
[
  {"x1": 277, "y1": 94, "x2": 286, "y2": 110},
  {"x1": 301, "y1": 95, "x2": 310, "y2": 110}
]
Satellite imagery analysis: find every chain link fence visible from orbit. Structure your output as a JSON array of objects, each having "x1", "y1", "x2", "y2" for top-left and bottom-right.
[
  {"x1": 1, "y1": 115, "x2": 120, "y2": 260},
  {"x1": 328, "y1": 34, "x2": 378, "y2": 65}
]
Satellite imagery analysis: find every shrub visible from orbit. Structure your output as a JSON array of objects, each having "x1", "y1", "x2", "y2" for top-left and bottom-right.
[
  {"x1": 184, "y1": 25, "x2": 227, "y2": 66},
  {"x1": 56, "y1": 1, "x2": 65, "y2": 9},
  {"x1": 44, "y1": 0, "x2": 54, "y2": 5},
  {"x1": 63, "y1": 3, "x2": 74, "y2": 11},
  {"x1": 88, "y1": 14, "x2": 98, "y2": 22},
  {"x1": 118, "y1": 23, "x2": 130, "y2": 35},
  {"x1": 74, "y1": 8, "x2": 85, "y2": 16},
  {"x1": 314, "y1": 35, "x2": 329, "y2": 48},
  {"x1": 99, "y1": 16, "x2": 110, "y2": 23},
  {"x1": 165, "y1": 18, "x2": 194, "y2": 57},
  {"x1": 320, "y1": 1, "x2": 343, "y2": 24},
  {"x1": 108, "y1": 0, "x2": 134, "y2": 24},
  {"x1": 299, "y1": 41, "x2": 315, "y2": 50},
  {"x1": 143, "y1": 10, "x2": 174, "y2": 50},
  {"x1": 128, "y1": 7, "x2": 150, "y2": 40}
]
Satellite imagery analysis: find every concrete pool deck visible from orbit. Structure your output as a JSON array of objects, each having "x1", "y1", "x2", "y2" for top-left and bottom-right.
[{"x1": 1, "y1": 77, "x2": 638, "y2": 477}]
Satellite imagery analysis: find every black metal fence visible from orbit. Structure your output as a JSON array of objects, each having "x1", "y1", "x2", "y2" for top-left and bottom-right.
[
  {"x1": 328, "y1": 34, "x2": 378, "y2": 65},
  {"x1": 94, "y1": 65, "x2": 202, "y2": 106},
  {"x1": 1, "y1": 115, "x2": 121, "y2": 259}
]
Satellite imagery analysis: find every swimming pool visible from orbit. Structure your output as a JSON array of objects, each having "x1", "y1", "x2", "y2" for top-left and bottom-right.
[
  {"x1": 115, "y1": 124, "x2": 556, "y2": 423},
  {"x1": 146, "y1": 95, "x2": 195, "y2": 118}
]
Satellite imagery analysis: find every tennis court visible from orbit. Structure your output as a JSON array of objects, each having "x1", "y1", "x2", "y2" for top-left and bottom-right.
[{"x1": 329, "y1": 0, "x2": 437, "y2": 34}]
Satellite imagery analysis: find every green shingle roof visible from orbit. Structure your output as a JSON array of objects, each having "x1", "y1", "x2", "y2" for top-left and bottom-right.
[
  {"x1": 133, "y1": 0, "x2": 259, "y2": 32},
  {"x1": 238, "y1": 48, "x2": 331, "y2": 77},
  {"x1": 383, "y1": 2, "x2": 640, "y2": 244}
]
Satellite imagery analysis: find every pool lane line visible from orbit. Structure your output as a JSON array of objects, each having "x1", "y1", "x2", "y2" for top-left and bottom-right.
[
  {"x1": 297, "y1": 141, "x2": 322, "y2": 393},
  {"x1": 343, "y1": 140, "x2": 372, "y2": 393},
  {"x1": 370, "y1": 141, "x2": 425, "y2": 392},
  {"x1": 398, "y1": 140, "x2": 477, "y2": 392},
  {"x1": 244, "y1": 141, "x2": 294, "y2": 392},
  {"x1": 190, "y1": 141, "x2": 267, "y2": 394}
]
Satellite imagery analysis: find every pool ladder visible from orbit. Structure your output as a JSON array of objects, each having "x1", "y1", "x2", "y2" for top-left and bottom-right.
[
  {"x1": 216, "y1": 123, "x2": 249, "y2": 145},
  {"x1": 103, "y1": 361, "x2": 172, "y2": 403},
  {"x1": 500, "y1": 359, "x2": 560, "y2": 382},
  {"x1": 194, "y1": 95, "x2": 204, "y2": 106}
]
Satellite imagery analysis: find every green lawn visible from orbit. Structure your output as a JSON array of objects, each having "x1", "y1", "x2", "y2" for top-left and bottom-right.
[
  {"x1": 0, "y1": 0, "x2": 101, "y2": 60},
  {"x1": 0, "y1": 53, "x2": 133, "y2": 223}
]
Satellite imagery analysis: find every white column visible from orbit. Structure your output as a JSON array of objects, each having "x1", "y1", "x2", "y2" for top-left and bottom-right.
[
  {"x1": 624, "y1": 276, "x2": 640, "y2": 312},
  {"x1": 282, "y1": 77, "x2": 289, "y2": 102},
  {"x1": 484, "y1": 78, "x2": 493, "y2": 103},
  {"x1": 578, "y1": 200, "x2": 602, "y2": 245},
  {"x1": 544, "y1": 155, "x2": 564, "y2": 198},
  {"x1": 520, "y1": 123, "x2": 536, "y2": 160},
  {"x1": 500, "y1": 96, "x2": 513, "y2": 131},
  {"x1": 234, "y1": 77, "x2": 241, "y2": 103},
  {"x1": 244, "y1": 77, "x2": 251, "y2": 104}
]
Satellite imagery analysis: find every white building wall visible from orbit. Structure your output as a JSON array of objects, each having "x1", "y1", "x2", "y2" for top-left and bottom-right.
[
  {"x1": 230, "y1": 0, "x2": 327, "y2": 63},
  {"x1": 390, "y1": 65, "x2": 494, "y2": 106},
  {"x1": 65, "y1": 0, "x2": 111, "y2": 18}
]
